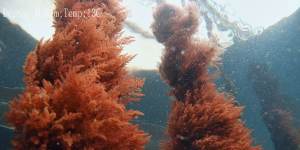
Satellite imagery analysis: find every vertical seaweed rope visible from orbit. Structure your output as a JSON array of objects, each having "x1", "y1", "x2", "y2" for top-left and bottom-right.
[
  {"x1": 152, "y1": 3, "x2": 260, "y2": 150},
  {"x1": 249, "y1": 63, "x2": 300, "y2": 150}
]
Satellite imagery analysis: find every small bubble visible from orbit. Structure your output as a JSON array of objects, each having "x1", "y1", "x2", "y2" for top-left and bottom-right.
[
  {"x1": 170, "y1": 47, "x2": 176, "y2": 52},
  {"x1": 256, "y1": 65, "x2": 260, "y2": 69}
]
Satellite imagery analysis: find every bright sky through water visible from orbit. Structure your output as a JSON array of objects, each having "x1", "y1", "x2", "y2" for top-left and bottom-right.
[{"x1": 1, "y1": 0, "x2": 300, "y2": 69}]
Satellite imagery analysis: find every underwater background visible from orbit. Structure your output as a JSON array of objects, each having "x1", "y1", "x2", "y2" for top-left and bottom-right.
[{"x1": 1, "y1": 0, "x2": 300, "y2": 150}]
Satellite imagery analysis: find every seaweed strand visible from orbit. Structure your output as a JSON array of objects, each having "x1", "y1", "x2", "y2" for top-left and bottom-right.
[{"x1": 152, "y1": 3, "x2": 260, "y2": 150}]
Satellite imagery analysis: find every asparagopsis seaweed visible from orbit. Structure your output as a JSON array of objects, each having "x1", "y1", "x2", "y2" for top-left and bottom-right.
[
  {"x1": 6, "y1": 0, "x2": 149, "y2": 149},
  {"x1": 248, "y1": 63, "x2": 300, "y2": 150},
  {"x1": 152, "y1": 3, "x2": 260, "y2": 150}
]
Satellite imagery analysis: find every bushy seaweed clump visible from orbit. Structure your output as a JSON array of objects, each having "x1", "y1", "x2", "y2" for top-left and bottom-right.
[{"x1": 6, "y1": 0, "x2": 149, "y2": 149}]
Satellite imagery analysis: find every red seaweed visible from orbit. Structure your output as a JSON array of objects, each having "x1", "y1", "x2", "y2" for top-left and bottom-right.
[
  {"x1": 6, "y1": 0, "x2": 149, "y2": 149},
  {"x1": 249, "y1": 63, "x2": 300, "y2": 150},
  {"x1": 152, "y1": 3, "x2": 260, "y2": 150}
]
